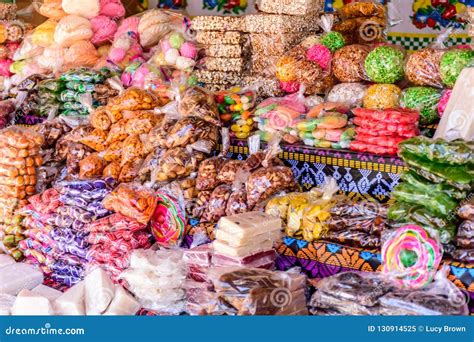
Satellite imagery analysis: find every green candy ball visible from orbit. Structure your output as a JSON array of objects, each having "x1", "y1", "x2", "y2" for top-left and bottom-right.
[
  {"x1": 169, "y1": 33, "x2": 185, "y2": 49},
  {"x1": 364, "y1": 46, "x2": 405, "y2": 84},
  {"x1": 401, "y1": 86, "x2": 441, "y2": 125},
  {"x1": 440, "y1": 49, "x2": 474, "y2": 88},
  {"x1": 322, "y1": 32, "x2": 345, "y2": 53}
]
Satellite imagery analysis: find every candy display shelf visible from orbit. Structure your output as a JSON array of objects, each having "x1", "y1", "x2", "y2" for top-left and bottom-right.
[
  {"x1": 224, "y1": 138, "x2": 407, "y2": 203},
  {"x1": 276, "y1": 236, "x2": 474, "y2": 313}
]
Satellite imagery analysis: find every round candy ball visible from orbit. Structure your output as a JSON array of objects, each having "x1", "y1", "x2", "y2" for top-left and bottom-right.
[
  {"x1": 276, "y1": 56, "x2": 298, "y2": 82},
  {"x1": 364, "y1": 46, "x2": 405, "y2": 83},
  {"x1": 438, "y1": 89, "x2": 452, "y2": 118},
  {"x1": 333, "y1": 44, "x2": 370, "y2": 82},
  {"x1": 405, "y1": 48, "x2": 444, "y2": 87},
  {"x1": 327, "y1": 83, "x2": 367, "y2": 108},
  {"x1": 306, "y1": 44, "x2": 332, "y2": 70},
  {"x1": 176, "y1": 56, "x2": 195, "y2": 70},
  {"x1": 440, "y1": 49, "x2": 474, "y2": 88},
  {"x1": 169, "y1": 32, "x2": 185, "y2": 49},
  {"x1": 179, "y1": 42, "x2": 197, "y2": 60},
  {"x1": 322, "y1": 31, "x2": 345, "y2": 53},
  {"x1": 164, "y1": 48, "x2": 179, "y2": 65},
  {"x1": 363, "y1": 84, "x2": 401, "y2": 110},
  {"x1": 400, "y1": 86, "x2": 441, "y2": 125}
]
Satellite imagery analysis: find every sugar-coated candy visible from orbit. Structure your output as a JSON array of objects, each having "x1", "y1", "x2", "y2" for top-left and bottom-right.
[
  {"x1": 364, "y1": 46, "x2": 404, "y2": 84},
  {"x1": 363, "y1": 84, "x2": 401, "y2": 110},
  {"x1": 400, "y1": 87, "x2": 441, "y2": 125}
]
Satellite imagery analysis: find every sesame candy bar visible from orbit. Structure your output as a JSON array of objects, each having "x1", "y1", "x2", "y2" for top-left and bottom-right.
[
  {"x1": 192, "y1": 16, "x2": 243, "y2": 31},
  {"x1": 256, "y1": 0, "x2": 324, "y2": 16},
  {"x1": 250, "y1": 33, "x2": 307, "y2": 55},
  {"x1": 193, "y1": 70, "x2": 242, "y2": 85},
  {"x1": 201, "y1": 57, "x2": 246, "y2": 73},
  {"x1": 195, "y1": 31, "x2": 244, "y2": 45},
  {"x1": 204, "y1": 44, "x2": 243, "y2": 58},
  {"x1": 244, "y1": 13, "x2": 320, "y2": 33}
]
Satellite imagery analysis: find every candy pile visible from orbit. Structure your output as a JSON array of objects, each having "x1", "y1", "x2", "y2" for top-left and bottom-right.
[
  {"x1": 215, "y1": 87, "x2": 256, "y2": 139},
  {"x1": 120, "y1": 249, "x2": 186, "y2": 314},
  {"x1": 388, "y1": 137, "x2": 473, "y2": 244},
  {"x1": 350, "y1": 108, "x2": 420, "y2": 155},
  {"x1": 453, "y1": 200, "x2": 474, "y2": 263},
  {"x1": 309, "y1": 270, "x2": 467, "y2": 315},
  {"x1": 57, "y1": 68, "x2": 119, "y2": 117}
]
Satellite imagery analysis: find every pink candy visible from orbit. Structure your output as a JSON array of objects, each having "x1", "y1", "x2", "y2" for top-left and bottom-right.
[
  {"x1": 280, "y1": 80, "x2": 300, "y2": 93},
  {"x1": 99, "y1": 0, "x2": 125, "y2": 20},
  {"x1": 438, "y1": 89, "x2": 452, "y2": 117},
  {"x1": 179, "y1": 42, "x2": 198, "y2": 60},
  {"x1": 0, "y1": 59, "x2": 13, "y2": 77},
  {"x1": 91, "y1": 15, "x2": 117, "y2": 46},
  {"x1": 306, "y1": 44, "x2": 332, "y2": 70},
  {"x1": 114, "y1": 16, "x2": 140, "y2": 39}
]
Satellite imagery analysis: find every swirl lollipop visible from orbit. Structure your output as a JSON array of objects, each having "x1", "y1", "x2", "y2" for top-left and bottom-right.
[
  {"x1": 382, "y1": 225, "x2": 442, "y2": 289},
  {"x1": 150, "y1": 192, "x2": 185, "y2": 247}
]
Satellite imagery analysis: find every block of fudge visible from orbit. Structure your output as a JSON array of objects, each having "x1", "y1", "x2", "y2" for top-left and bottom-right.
[
  {"x1": 215, "y1": 228, "x2": 281, "y2": 248},
  {"x1": 256, "y1": 0, "x2": 324, "y2": 16},
  {"x1": 0, "y1": 263, "x2": 43, "y2": 295},
  {"x1": 204, "y1": 44, "x2": 243, "y2": 58},
  {"x1": 244, "y1": 13, "x2": 320, "y2": 33},
  {"x1": 200, "y1": 57, "x2": 246, "y2": 73},
  {"x1": 32, "y1": 284, "x2": 62, "y2": 301},
  {"x1": 54, "y1": 282, "x2": 85, "y2": 315},
  {"x1": 85, "y1": 268, "x2": 115, "y2": 315},
  {"x1": 0, "y1": 293, "x2": 16, "y2": 315},
  {"x1": 193, "y1": 70, "x2": 242, "y2": 85},
  {"x1": 250, "y1": 33, "x2": 306, "y2": 55},
  {"x1": 192, "y1": 16, "x2": 243, "y2": 31},
  {"x1": 310, "y1": 289, "x2": 381, "y2": 315},
  {"x1": 183, "y1": 244, "x2": 212, "y2": 267},
  {"x1": 12, "y1": 289, "x2": 55, "y2": 315},
  {"x1": 218, "y1": 212, "x2": 282, "y2": 239},
  {"x1": 196, "y1": 31, "x2": 244, "y2": 45},
  {"x1": 213, "y1": 239, "x2": 275, "y2": 259},
  {"x1": 212, "y1": 250, "x2": 277, "y2": 268},
  {"x1": 103, "y1": 285, "x2": 141, "y2": 316}
]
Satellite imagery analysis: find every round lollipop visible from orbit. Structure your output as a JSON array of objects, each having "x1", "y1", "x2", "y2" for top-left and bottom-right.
[{"x1": 382, "y1": 225, "x2": 442, "y2": 289}]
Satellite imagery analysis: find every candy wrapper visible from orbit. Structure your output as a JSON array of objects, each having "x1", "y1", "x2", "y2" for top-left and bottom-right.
[
  {"x1": 102, "y1": 183, "x2": 157, "y2": 225},
  {"x1": 332, "y1": 44, "x2": 370, "y2": 83}
]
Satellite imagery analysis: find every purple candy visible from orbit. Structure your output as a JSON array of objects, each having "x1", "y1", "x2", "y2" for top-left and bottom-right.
[{"x1": 51, "y1": 273, "x2": 82, "y2": 287}]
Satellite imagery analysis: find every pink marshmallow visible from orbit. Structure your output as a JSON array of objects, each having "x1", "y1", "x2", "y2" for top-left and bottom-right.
[
  {"x1": 114, "y1": 17, "x2": 140, "y2": 39},
  {"x1": 100, "y1": 0, "x2": 125, "y2": 20},
  {"x1": 0, "y1": 59, "x2": 13, "y2": 77},
  {"x1": 91, "y1": 15, "x2": 118, "y2": 46}
]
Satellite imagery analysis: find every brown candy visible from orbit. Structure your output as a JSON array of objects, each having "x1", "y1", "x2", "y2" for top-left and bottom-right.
[
  {"x1": 216, "y1": 159, "x2": 244, "y2": 185},
  {"x1": 333, "y1": 44, "x2": 370, "y2": 82},
  {"x1": 202, "y1": 184, "x2": 232, "y2": 222},
  {"x1": 103, "y1": 161, "x2": 121, "y2": 179},
  {"x1": 165, "y1": 117, "x2": 219, "y2": 152},
  {"x1": 196, "y1": 157, "x2": 225, "y2": 191},
  {"x1": 405, "y1": 48, "x2": 444, "y2": 87},
  {"x1": 178, "y1": 86, "x2": 221, "y2": 126},
  {"x1": 79, "y1": 153, "x2": 106, "y2": 179},
  {"x1": 152, "y1": 147, "x2": 205, "y2": 183},
  {"x1": 79, "y1": 128, "x2": 108, "y2": 152}
]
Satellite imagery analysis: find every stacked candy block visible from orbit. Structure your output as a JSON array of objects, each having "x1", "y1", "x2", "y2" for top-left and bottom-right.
[{"x1": 192, "y1": 16, "x2": 246, "y2": 92}]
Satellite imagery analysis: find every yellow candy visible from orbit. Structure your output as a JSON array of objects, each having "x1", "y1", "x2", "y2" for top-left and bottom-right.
[
  {"x1": 235, "y1": 132, "x2": 249, "y2": 139},
  {"x1": 246, "y1": 119, "x2": 254, "y2": 125},
  {"x1": 230, "y1": 124, "x2": 240, "y2": 132},
  {"x1": 241, "y1": 125, "x2": 251, "y2": 133},
  {"x1": 317, "y1": 211, "x2": 331, "y2": 221},
  {"x1": 234, "y1": 103, "x2": 243, "y2": 111}
]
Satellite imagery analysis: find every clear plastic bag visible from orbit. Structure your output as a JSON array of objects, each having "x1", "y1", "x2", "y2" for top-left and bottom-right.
[
  {"x1": 62, "y1": 0, "x2": 100, "y2": 18},
  {"x1": 400, "y1": 87, "x2": 441, "y2": 125},
  {"x1": 225, "y1": 169, "x2": 250, "y2": 216},
  {"x1": 165, "y1": 117, "x2": 219, "y2": 152},
  {"x1": 364, "y1": 45, "x2": 405, "y2": 84},
  {"x1": 63, "y1": 40, "x2": 100, "y2": 70},
  {"x1": 201, "y1": 184, "x2": 231, "y2": 223},
  {"x1": 54, "y1": 15, "x2": 93, "y2": 47},
  {"x1": 177, "y1": 86, "x2": 221, "y2": 126},
  {"x1": 33, "y1": 0, "x2": 67, "y2": 20},
  {"x1": 440, "y1": 48, "x2": 474, "y2": 88},
  {"x1": 78, "y1": 152, "x2": 106, "y2": 179},
  {"x1": 332, "y1": 44, "x2": 370, "y2": 83},
  {"x1": 102, "y1": 183, "x2": 158, "y2": 225},
  {"x1": 31, "y1": 19, "x2": 57, "y2": 48}
]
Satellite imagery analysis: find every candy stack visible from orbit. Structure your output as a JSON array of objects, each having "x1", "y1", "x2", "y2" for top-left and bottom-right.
[
  {"x1": 120, "y1": 249, "x2": 187, "y2": 314},
  {"x1": 192, "y1": 16, "x2": 247, "y2": 91},
  {"x1": 247, "y1": 0, "x2": 323, "y2": 94},
  {"x1": 0, "y1": 127, "x2": 43, "y2": 260},
  {"x1": 350, "y1": 108, "x2": 420, "y2": 156},
  {"x1": 212, "y1": 212, "x2": 282, "y2": 269}
]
